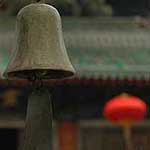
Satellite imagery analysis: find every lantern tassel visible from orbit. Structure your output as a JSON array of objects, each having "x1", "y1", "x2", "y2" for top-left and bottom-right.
[
  {"x1": 24, "y1": 87, "x2": 53, "y2": 150},
  {"x1": 123, "y1": 124, "x2": 133, "y2": 150}
]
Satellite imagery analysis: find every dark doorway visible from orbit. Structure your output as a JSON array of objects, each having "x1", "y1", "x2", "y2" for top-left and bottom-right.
[{"x1": 0, "y1": 129, "x2": 17, "y2": 150}]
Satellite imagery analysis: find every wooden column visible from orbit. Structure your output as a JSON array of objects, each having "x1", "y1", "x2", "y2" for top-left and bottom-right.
[{"x1": 58, "y1": 121, "x2": 78, "y2": 150}]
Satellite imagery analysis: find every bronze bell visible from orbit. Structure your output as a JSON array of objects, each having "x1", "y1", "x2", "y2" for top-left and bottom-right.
[{"x1": 4, "y1": 3, "x2": 75, "y2": 80}]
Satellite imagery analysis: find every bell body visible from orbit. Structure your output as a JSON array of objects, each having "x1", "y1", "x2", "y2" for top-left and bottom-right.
[{"x1": 4, "y1": 3, "x2": 75, "y2": 79}]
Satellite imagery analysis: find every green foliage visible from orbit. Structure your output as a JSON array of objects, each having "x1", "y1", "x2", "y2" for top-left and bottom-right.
[
  {"x1": 5, "y1": 0, "x2": 112, "y2": 16},
  {"x1": 52, "y1": 0, "x2": 81, "y2": 16},
  {"x1": 80, "y1": 0, "x2": 112, "y2": 16}
]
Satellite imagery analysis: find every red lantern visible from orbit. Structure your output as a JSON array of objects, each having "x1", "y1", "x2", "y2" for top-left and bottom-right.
[
  {"x1": 103, "y1": 93, "x2": 147, "y2": 150},
  {"x1": 104, "y1": 94, "x2": 147, "y2": 124}
]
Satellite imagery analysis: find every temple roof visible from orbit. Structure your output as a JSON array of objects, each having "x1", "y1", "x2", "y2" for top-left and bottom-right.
[{"x1": 1, "y1": 17, "x2": 150, "y2": 79}]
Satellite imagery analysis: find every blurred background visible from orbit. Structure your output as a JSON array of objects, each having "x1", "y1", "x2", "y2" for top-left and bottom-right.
[{"x1": 1, "y1": 0, "x2": 150, "y2": 150}]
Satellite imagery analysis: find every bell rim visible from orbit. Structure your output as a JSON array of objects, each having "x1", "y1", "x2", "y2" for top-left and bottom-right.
[{"x1": 4, "y1": 68, "x2": 75, "y2": 80}]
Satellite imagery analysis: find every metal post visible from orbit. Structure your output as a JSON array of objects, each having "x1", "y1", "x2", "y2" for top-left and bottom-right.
[{"x1": 24, "y1": 87, "x2": 53, "y2": 150}]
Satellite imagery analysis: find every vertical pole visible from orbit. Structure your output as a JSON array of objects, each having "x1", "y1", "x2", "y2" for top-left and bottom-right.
[
  {"x1": 24, "y1": 87, "x2": 53, "y2": 150},
  {"x1": 123, "y1": 125, "x2": 133, "y2": 150}
]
